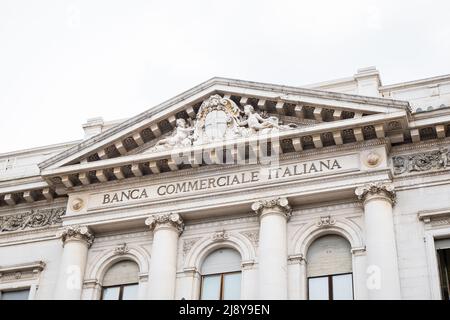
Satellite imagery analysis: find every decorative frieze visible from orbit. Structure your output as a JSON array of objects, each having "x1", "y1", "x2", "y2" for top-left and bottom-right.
[
  {"x1": 0, "y1": 207, "x2": 65, "y2": 233},
  {"x1": 60, "y1": 225, "x2": 95, "y2": 247},
  {"x1": 355, "y1": 182, "x2": 396, "y2": 204},
  {"x1": 251, "y1": 197, "x2": 292, "y2": 218},
  {"x1": 145, "y1": 213, "x2": 184, "y2": 234},
  {"x1": 392, "y1": 147, "x2": 450, "y2": 175}
]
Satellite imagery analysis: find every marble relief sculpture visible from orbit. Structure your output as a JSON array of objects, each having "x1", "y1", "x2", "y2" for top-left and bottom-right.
[
  {"x1": 152, "y1": 118, "x2": 194, "y2": 151},
  {"x1": 392, "y1": 147, "x2": 450, "y2": 175},
  {"x1": 150, "y1": 94, "x2": 296, "y2": 151}
]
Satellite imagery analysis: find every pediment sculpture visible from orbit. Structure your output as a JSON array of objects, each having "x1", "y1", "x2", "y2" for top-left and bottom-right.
[{"x1": 150, "y1": 94, "x2": 296, "y2": 151}]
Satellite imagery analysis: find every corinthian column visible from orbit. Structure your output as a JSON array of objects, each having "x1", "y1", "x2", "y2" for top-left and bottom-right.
[
  {"x1": 355, "y1": 182, "x2": 401, "y2": 300},
  {"x1": 145, "y1": 213, "x2": 184, "y2": 300},
  {"x1": 252, "y1": 197, "x2": 291, "y2": 300},
  {"x1": 54, "y1": 225, "x2": 94, "y2": 300}
]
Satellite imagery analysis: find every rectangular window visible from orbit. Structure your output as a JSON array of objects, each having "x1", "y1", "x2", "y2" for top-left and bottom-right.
[
  {"x1": 308, "y1": 273, "x2": 353, "y2": 300},
  {"x1": 1, "y1": 288, "x2": 30, "y2": 300},
  {"x1": 222, "y1": 273, "x2": 241, "y2": 300},
  {"x1": 200, "y1": 272, "x2": 241, "y2": 300},
  {"x1": 437, "y1": 248, "x2": 450, "y2": 300},
  {"x1": 101, "y1": 283, "x2": 138, "y2": 300}
]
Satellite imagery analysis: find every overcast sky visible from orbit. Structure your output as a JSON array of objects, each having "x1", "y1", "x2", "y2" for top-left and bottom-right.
[{"x1": 1, "y1": 0, "x2": 450, "y2": 154}]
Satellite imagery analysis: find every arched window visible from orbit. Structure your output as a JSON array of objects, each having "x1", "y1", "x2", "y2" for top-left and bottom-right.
[
  {"x1": 306, "y1": 234, "x2": 353, "y2": 300},
  {"x1": 200, "y1": 248, "x2": 241, "y2": 300},
  {"x1": 101, "y1": 260, "x2": 139, "y2": 300}
]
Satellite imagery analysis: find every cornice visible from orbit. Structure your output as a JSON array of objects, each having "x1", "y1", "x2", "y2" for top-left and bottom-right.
[
  {"x1": 38, "y1": 78, "x2": 409, "y2": 171},
  {"x1": 57, "y1": 139, "x2": 390, "y2": 195}
]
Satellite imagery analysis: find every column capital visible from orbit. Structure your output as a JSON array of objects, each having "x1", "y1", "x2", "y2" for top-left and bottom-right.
[
  {"x1": 355, "y1": 182, "x2": 396, "y2": 205},
  {"x1": 251, "y1": 197, "x2": 292, "y2": 218},
  {"x1": 145, "y1": 213, "x2": 184, "y2": 235},
  {"x1": 60, "y1": 225, "x2": 94, "y2": 247}
]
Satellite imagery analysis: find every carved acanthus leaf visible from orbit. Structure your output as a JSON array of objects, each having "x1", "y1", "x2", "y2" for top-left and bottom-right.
[
  {"x1": 251, "y1": 197, "x2": 292, "y2": 217},
  {"x1": 355, "y1": 182, "x2": 396, "y2": 204},
  {"x1": 145, "y1": 213, "x2": 184, "y2": 234},
  {"x1": 60, "y1": 225, "x2": 95, "y2": 247}
]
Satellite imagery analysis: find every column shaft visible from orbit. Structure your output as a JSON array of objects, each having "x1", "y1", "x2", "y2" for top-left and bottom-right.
[
  {"x1": 252, "y1": 197, "x2": 291, "y2": 300},
  {"x1": 356, "y1": 183, "x2": 401, "y2": 300},
  {"x1": 54, "y1": 226, "x2": 93, "y2": 300},
  {"x1": 145, "y1": 213, "x2": 183, "y2": 300}
]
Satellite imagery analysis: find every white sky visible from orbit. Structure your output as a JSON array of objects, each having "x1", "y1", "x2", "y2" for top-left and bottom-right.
[{"x1": 1, "y1": 0, "x2": 450, "y2": 153}]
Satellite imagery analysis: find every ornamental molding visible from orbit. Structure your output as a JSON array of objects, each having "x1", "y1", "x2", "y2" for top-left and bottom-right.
[
  {"x1": 240, "y1": 230, "x2": 259, "y2": 247},
  {"x1": 355, "y1": 182, "x2": 396, "y2": 204},
  {"x1": 316, "y1": 215, "x2": 336, "y2": 228},
  {"x1": 392, "y1": 147, "x2": 450, "y2": 175},
  {"x1": 60, "y1": 225, "x2": 95, "y2": 247},
  {"x1": 66, "y1": 139, "x2": 389, "y2": 195},
  {"x1": 145, "y1": 213, "x2": 184, "y2": 234},
  {"x1": 114, "y1": 243, "x2": 130, "y2": 255},
  {"x1": 251, "y1": 197, "x2": 292, "y2": 218},
  {"x1": 211, "y1": 230, "x2": 229, "y2": 242},
  {"x1": 418, "y1": 208, "x2": 450, "y2": 227},
  {"x1": 0, "y1": 207, "x2": 65, "y2": 233},
  {"x1": 287, "y1": 254, "x2": 305, "y2": 265},
  {"x1": 185, "y1": 216, "x2": 258, "y2": 231},
  {"x1": 0, "y1": 261, "x2": 46, "y2": 283},
  {"x1": 182, "y1": 237, "x2": 202, "y2": 257},
  {"x1": 391, "y1": 137, "x2": 450, "y2": 153}
]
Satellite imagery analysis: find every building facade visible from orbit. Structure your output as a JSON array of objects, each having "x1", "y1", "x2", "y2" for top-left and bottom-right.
[{"x1": 1, "y1": 67, "x2": 450, "y2": 300}]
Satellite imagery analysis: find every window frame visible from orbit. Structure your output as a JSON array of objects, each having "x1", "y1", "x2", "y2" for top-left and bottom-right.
[
  {"x1": 199, "y1": 271, "x2": 241, "y2": 300},
  {"x1": 437, "y1": 248, "x2": 450, "y2": 300},
  {"x1": 100, "y1": 282, "x2": 139, "y2": 300},
  {"x1": 307, "y1": 272, "x2": 354, "y2": 300},
  {"x1": 0, "y1": 287, "x2": 31, "y2": 300}
]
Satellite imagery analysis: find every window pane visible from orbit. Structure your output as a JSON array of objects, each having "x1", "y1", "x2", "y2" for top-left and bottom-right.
[
  {"x1": 122, "y1": 284, "x2": 139, "y2": 300},
  {"x1": 223, "y1": 273, "x2": 241, "y2": 300},
  {"x1": 102, "y1": 286, "x2": 120, "y2": 300},
  {"x1": 308, "y1": 277, "x2": 329, "y2": 300},
  {"x1": 332, "y1": 274, "x2": 353, "y2": 300},
  {"x1": 1, "y1": 289, "x2": 29, "y2": 300},
  {"x1": 201, "y1": 275, "x2": 221, "y2": 300}
]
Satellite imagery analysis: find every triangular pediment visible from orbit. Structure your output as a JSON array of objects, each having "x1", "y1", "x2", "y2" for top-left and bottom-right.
[
  {"x1": 39, "y1": 77, "x2": 409, "y2": 171},
  {"x1": 36, "y1": 77, "x2": 414, "y2": 190}
]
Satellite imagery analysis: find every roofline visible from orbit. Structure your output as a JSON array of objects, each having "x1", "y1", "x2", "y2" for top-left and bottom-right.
[
  {"x1": 380, "y1": 73, "x2": 450, "y2": 91},
  {"x1": 38, "y1": 77, "x2": 410, "y2": 170},
  {"x1": 0, "y1": 140, "x2": 81, "y2": 158}
]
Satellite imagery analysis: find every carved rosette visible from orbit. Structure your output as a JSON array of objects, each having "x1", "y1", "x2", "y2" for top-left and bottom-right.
[
  {"x1": 355, "y1": 182, "x2": 396, "y2": 205},
  {"x1": 251, "y1": 197, "x2": 292, "y2": 218},
  {"x1": 145, "y1": 213, "x2": 184, "y2": 235},
  {"x1": 60, "y1": 225, "x2": 94, "y2": 247}
]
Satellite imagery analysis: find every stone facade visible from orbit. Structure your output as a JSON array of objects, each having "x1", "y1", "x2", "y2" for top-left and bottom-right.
[{"x1": 1, "y1": 67, "x2": 450, "y2": 300}]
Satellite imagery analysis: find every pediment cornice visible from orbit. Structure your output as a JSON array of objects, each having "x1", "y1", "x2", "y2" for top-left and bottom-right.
[{"x1": 38, "y1": 77, "x2": 411, "y2": 172}]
